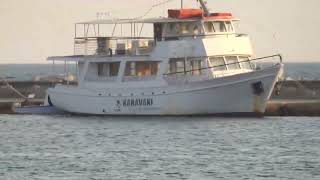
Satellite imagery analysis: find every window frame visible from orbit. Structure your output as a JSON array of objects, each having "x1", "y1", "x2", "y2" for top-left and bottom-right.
[
  {"x1": 209, "y1": 56, "x2": 227, "y2": 71},
  {"x1": 124, "y1": 61, "x2": 160, "y2": 77},
  {"x1": 188, "y1": 58, "x2": 204, "y2": 75},
  {"x1": 164, "y1": 22, "x2": 204, "y2": 38},
  {"x1": 224, "y1": 56, "x2": 241, "y2": 70},
  {"x1": 97, "y1": 62, "x2": 120, "y2": 77},
  {"x1": 238, "y1": 56, "x2": 252, "y2": 70},
  {"x1": 203, "y1": 20, "x2": 235, "y2": 34}
]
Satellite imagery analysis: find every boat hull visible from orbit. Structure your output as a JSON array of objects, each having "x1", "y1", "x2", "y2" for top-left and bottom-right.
[{"x1": 47, "y1": 64, "x2": 283, "y2": 116}]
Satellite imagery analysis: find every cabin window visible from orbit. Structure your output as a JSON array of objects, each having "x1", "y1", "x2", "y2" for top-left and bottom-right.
[
  {"x1": 225, "y1": 56, "x2": 240, "y2": 70},
  {"x1": 165, "y1": 23, "x2": 177, "y2": 36},
  {"x1": 192, "y1": 23, "x2": 203, "y2": 35},
  {"x1": 125, "y1": 61, "x2": 159, "y2": 77},
  {"x1": 205, "y1": 21, "x2": 234, "y2": 33},
  {"x1": 125, "y1": 62, "x2": 136, "y2": 76},
  {"x1": 97, "y1": 62, "x2": 120, "y2": 77},
  {"x1": 239, "y1": 56, "x2": 252, "y2": 69},
  {"x1": 181, "y1": 23, "x2": 190, "y2": 34},
  {"x1": 225, "y1": 21, "x2": 234, "y2": 32},
  {"x1": 169, "y1": 58, "x2": 206, "y2": 75},
  {"x1": 169, "y1": 58, "x2": 185, "y2": 75},
  {"x1": 204, "y1": 22, "x2": 215, "y2": 33},
  {"x1": 190, "y1": 59, "x2": 203, "y2": 75},
  {"x1": 193, "y1": 25, "x2": 199, "y2": 34},
  {"x1": 174, "y1": 23, "x2": 181, "y2": 34},
  {"x1": 85, "y1": 62, "x2": 120, "y2": 81},
  {"x1": 168, "y1": 23, "x2": 175, "y2": 33},
  {"x1": 154, "y1": 23, "x2": 163, "y2": 41},
  {"x1": 212, "y1": 21, "x2": 227, "y2": 32},
  {"x1": 165, "y1": 22, "x2": 202, "y2": 39},
  {"x1": 209, "y1": 57, "x2": 227, "y2": 71}
]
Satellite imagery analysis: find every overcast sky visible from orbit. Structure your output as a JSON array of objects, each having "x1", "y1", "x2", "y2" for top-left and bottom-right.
[{"x1": 0, "y1": 0, "x2": 319, "y2": 63}]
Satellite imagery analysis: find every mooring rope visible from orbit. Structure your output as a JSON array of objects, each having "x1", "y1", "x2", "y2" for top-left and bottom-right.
[{"x1": 0, "y1": 76, "x2": 28, "y2": 100}]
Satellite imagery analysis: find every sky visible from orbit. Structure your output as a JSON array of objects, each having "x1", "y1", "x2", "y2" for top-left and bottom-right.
[{"x1": 0, "y1": 0, "x2": 319, "y2": 64}]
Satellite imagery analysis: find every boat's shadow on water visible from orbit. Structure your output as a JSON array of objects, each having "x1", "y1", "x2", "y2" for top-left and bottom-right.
[{"x1": 44, "y1": 113, "x2": 282, "y2": 123}]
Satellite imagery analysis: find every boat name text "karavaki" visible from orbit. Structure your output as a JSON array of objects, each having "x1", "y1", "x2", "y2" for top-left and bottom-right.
[{"x1": 121, "y1": 98, "x2": 153, "y2": 107}]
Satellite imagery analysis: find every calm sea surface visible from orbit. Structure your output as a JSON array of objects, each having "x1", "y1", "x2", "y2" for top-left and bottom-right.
[
  {"x1": 0, "y1": 115, "x2": 319, "y2": 180},
  {"x1": 0, "y1": 64, "x2": 319, "y2": 179}
]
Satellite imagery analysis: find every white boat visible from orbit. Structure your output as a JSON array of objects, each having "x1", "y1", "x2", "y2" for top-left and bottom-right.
[{"x1": 47, "y1": 0, "x2": 284, "y2": 116}]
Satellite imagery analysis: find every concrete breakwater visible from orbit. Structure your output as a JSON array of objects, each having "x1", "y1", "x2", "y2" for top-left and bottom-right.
[
  {"x1": 0, "y1": 80, "x2": 75, "y2": 114},
  {"x1": 266, "y1": 81, "x2": 320, "y2": 116},
  {"x1": 1, "y1": 80, "x2": 320, "y2": 116}
]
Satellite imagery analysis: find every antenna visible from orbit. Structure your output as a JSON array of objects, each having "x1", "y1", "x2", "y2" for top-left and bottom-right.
[{"x1": 198, "y1": 0, "x2": 210, "y2": 16}]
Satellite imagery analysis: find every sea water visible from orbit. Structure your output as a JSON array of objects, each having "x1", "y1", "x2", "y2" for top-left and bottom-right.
[
  {"x1": 0, "y1": 115, "x2": 319, "y2": 179},
  {"x1": 0, "y1": 64, "x2": 320, "y2": 179}
]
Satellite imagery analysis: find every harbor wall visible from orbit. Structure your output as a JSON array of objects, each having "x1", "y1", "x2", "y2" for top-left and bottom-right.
[{"x1": 266, "y1": 81, "x2": 320, "y2": 116}]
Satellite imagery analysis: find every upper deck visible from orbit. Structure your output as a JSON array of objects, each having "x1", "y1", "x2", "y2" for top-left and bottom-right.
[
  {"x1": 45, "y1": 1, "x2": 282, "y2": 88},
  {"x1": 72, "y1": 10, "x2": 244, "y2": 57}
]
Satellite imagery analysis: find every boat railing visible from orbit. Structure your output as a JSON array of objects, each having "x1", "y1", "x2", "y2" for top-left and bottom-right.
[
  {"x1": 164, "y1": 54, "x2": 283, "y2": 76},
  {"x1": 74, "y1": 36, "x2": 155, "y2": 56},
  {"x1": 163, "y1": 33, "x2": 248, "y2": 41}
]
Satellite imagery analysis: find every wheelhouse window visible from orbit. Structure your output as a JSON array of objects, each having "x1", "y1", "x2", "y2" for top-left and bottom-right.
[
  {"x1": 192, "y1": 24, "x2": 201, "y2": 35},
  {"x1": 165, "y1": 22, "x2": 203, "y2": 39},
  {"x1": 239, "y1": 56, "x2": 252, "y2": 69},
  {"x1": 213, "y1": 21, "x2": 227, "y2": 32},
  {"x1": 204, "y1": 21, "x2": 234, "y2": 33},
  {"x1": 225, "y1": 21, "x2": 234, "y2": 32},
  {"x1": 124, "y1": 61, "x2": 159, "y2": 77},
  {"x1": 181, "y1": 23, "x2": 190, "y2": 34},
  {"x1": 209, "y1": 57, "x2": 227, "y2": 71},
  {"x1": 165, "y1": 23, "x2": 182, "y2": 36},
  {"x1": 225, "y1": 56, "x2": 240, "y2": 70},
  {"x1": 204, "y1": 22, "x2": 215, "y2": 33}
]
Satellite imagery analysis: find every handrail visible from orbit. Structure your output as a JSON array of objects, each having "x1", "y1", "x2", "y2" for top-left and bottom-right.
[
  {"x1": 74, "y1": 33, "x2": 247, "y2": 41},
  {"x1": 163, "y1": 33, "x2": 247, "y2": 41},
  {"x1": 74, "y1": 36, "x2": 154, "y2": 40},
  {"x1": 164, "y1": 54, "x2": 282, "y2": 76}
]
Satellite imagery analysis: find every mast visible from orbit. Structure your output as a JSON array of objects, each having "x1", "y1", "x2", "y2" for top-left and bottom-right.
[
  {"x1": 181, "y1": 0, "x2": 183, "y2": 9},
  {"x1": 198, "y1": 0, "x2": 210, "y2": 16}
]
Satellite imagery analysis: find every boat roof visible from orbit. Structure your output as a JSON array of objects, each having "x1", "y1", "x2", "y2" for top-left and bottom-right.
[{"x1": 77, "y1": 17, "x2": 239, "y2": 25}]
